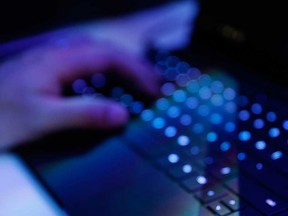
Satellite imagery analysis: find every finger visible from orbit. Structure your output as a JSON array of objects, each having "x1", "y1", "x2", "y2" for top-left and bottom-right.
[
  {"x1": 33, "y1": 43, "x2": 160, "y2": 96},
  {"x1": 40, "y1": 97, "x2": 129, "y2": 131}
]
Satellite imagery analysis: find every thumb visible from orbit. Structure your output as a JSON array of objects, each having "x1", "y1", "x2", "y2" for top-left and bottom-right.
[{"x1": 42, "y1": 97, "x2": 129, "y2": 132}]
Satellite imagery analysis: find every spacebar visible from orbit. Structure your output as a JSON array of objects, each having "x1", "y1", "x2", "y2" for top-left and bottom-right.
[{"x1": 225, "y1": 175, "x2": 288, "y2": 215}]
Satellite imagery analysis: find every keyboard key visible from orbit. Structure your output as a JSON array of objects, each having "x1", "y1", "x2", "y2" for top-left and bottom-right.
[
  {"x1": 225, "y1": 176, "x2": 288, "y2": 215},
  {"x1": 181, "y1": 175, "x2": 214, "y2": 192},
  {"x1": 195, "y1": 185, "x2": 228, "y2": 204},
  {"x1": 208, "y1": 201, "x2": 231, "y2": 216},
  {"x1": 221, "y1": 194, "x2": 243, "y2": 211}
]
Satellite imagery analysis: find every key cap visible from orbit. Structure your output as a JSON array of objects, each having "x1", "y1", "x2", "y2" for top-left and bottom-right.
[
  {"x1": 195, "y1": 185, "x2": 228, "y2": 204},
  {"x1": 181, "y1": 175, "x2": 215, "y2": 192},
  {"x1": 208, "y1": 201, "x2": 231, "y2": 216},
  {"x1": 221, "y1": 194, "x2": 243, "y2": 211},
  {"x1": 225, "y1": 176, "x2": 288, "y2": 215}
]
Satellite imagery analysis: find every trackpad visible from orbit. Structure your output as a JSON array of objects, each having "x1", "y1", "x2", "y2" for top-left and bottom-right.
[{"x1": 38, "y1": 137, "x2": 202, "y2": 216}]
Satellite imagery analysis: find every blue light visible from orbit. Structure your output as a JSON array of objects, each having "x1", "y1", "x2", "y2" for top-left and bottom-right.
[
  {"x1": 238, "y1": 131, "x2": 251, "y2": 141},
  {"x1": 266, "y1": 112, "x2": 277, "y2": 122},
  {"x1": 130, "y1": 101, "x2": 144, "y2": 114},
  {"x1": 237, "y1": 152, "x2": 247, "y2": 161},
  {"x1": 188, "y1": 67, "x2": 201, "y2": 79},
  {"x1": 176, "y1": 74, "x2": 189, "y2": 87},
  {"x1": 255, "y1": 141, "x2": 266, "y2": 150},
  {"x1": 192, "y1": 123, "x2": 204, "y2": 134},
  {"x1": 225, "y1": 122, "x2": 236, "y2": 132},
  {"x1": 152, "y1": 117, "x2": 165, "y2": 129},
  {"x1": 180, "y1": 115, "x2": 192, "y2": 126},
  {"x1": 271, "y1": 151, "x2": 282, "y2": 160},
  {"x1": 207, "y1": 132, "x2": 218, "y2": 142},
  {"x1": 173, "y1": 90, "x2": 187, "y2": 103},
  {"x1": 223, "y1": 88, "x2": 236, "y2": 101},
  {"x1": 254, "y1": 119, "x2": 265, "y2": 129},
  {"x1": 239, "y1": 110, "x2": 250, "y2": 121},
  {"x1": 164, "y1": 126, "x2": 177, "y2": 137},
  {"x1": 111, "y1": 87, "x2": 124, "y2": 98},
  {"x1": 210, "y1": 113, "x2": 223, "y2": 124},
  {"x1": 167, "y1": 106, "x2": 181, "y2": 118},
  {"x1": 91, "y1": 73, "x2": 106, "y2": 88},
  {"x1": 161, "y1": 82, "x2": 176, "y2": 96},
  {"x1": 141, "y1": 110, "x2": 154, "y2": 121},
  {"x1": 251, "y1": 103, "x2": 262, "y2": 114},
  {"x1": 283, "y1": 121, "x2": 288, "y2": 130},
  {"x1": 198, "y1": 105, "x2": 210, "y2": 117},
  {"x1": 256, "y1": 163, "x2": 263, "y2": 170},
  {"x1": 225, "y1": 102, "x2": 237, "y2": 113},
  {"x1": 156, "y1": 98, "x2": 170, "y2": 110},
  {"x1": 186, "y1": 80, "x2": 200, "y2": 93},
  {"x1": 199, "y1": 87, "x2": 212, "y2": 100},
  {"x1": 186, "y1": 97, "x2": 199, "y2": 109},
  {"x1": 120, "y1": 94, "x2": 133, "y2": 106},
  {"x1": 220, "y1": 142, "x2": 231, "y2": 152},
  {"x1": 72, "y1": 79, "x2": 87, "y2": 94},
  {"x1": 211, "y1": 94, "x2": 224, "y2": 106},
  {"x1": 211, "y1": 80, "x2": 224, "y2": 93},
  {"x1": 198, "y1": 74, "x2": 212, "y2": 86},
  {"x1": 269, "y1": 128, "x2": 280, "y2": 138},
  {"x1": 177, "y1": 135, "x2": 190, "y2": 146}
]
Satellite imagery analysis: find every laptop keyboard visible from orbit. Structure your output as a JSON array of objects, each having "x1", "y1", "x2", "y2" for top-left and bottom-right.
[{"x1": 71, "y1": 51, "x2": 288, "y2": 216}]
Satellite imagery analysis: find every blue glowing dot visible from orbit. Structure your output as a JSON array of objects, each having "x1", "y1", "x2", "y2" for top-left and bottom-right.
[
  {"x1": 210, "y1": 113, "x2": 223, "y2": 124},
  {"x1": 223, "y1": 88, "x2": 236, "y2": 101},
  {"x1": 255, "y1": 141, "x2": 266, "y2": 150},
  {"x1": 198, "y1": 74, "x2": 212, "y2": 86},
  {"x1": 188, "y1": 67, "x2": 201, "y2": 79},
  {"x1": 225, "y1": 102, "x2": 237, "y2": 113},
  {"x1": 199, "y1": 87, "x2": 212, "y2": 100},
  {"x1": 191, "y1": 146, "x2": 200, "y2": 155},
  {"x1": 91, "y1": 73, "x2": 106, "y2": 88},
  {"x1": 237, "y1": 95, "x2": 249, "y2": 106},
  {"x1": 72, "y1": 79, "x2": 87, "y2": 94},
  {"x1": 182, "y1": 164, "x2": 193, "y2": 173},
  {"x1": 120, "y1": 94, "x2": 134, "y2": 106},
  {"x1": 251, "y1": 103, "x2": 263, "y2": 114},
  {"x1": 111, "y1": 87, "x2": 124, "y2": 98},
  {"x1": 225, "y1": 122, "x2": 236, "y2": 132},
  {"x1": 130, "y1": 101, "x2": 144, "y2": 114},
  {"x1": 283, "y1": 121, "x2": 288, "y2": 130},
  {"x1": 198, "y1": 105, "x2": 210, "y2": 117},
  {"x1": 256, "y1": 163, "x2": 263, "y2": 170},
  {"x1": 152, "y1": 117, "x2": 165, "y2": 129},
  {"x1": 141, "y1": 110, "x2": 154, "y2": 121},
  {"x1": 237, "y1": 152, "x2": 247, "y2": 161},
  {"x1": 211, "y1": 94, "x2": 224, "y2": 106},
  {"x1": 177, "y1": 135, "x2": 190, "y2": 146},
  {"x1": 196, "y1": 176, "x2": 207, "y2": 185},
  {"x1": 173, "y1": 90, "x2": 187, "y2": 103},
  {"x1": 211, "y1": 80, "x2": 224, "y2": 93},
  {"x1": 161, "y1": 82, "x2": 176, "y2": 96},
  {"x1": 186, "y1": 97, "x2": 199, "y2": 109},
  {"x1": 192, "y1": 123, "x2": 204, "y2": 134},
  {"x1": 269, "y1": 128, "x2": 280, "y2": 138},
  {"x1": 238, "y1": 131, "x2": 251, "y2": 141},
  {"x1": 221, "y1": 167, "x2": 231, "y2": 175},
  {"x1": 164, "y1": 126, "x2": 177, "y2": 137},
  {"x1": 207, "y1": 132, "x2": 218, "y2": 142},
  {"x1": 167, "y1": 106, "x2": 181, "y2": 118},
  {"x1": 156, "y1": 98, "x2": 170, "y2": 110},
  {"x1": 168, "y1": 154, "x2": 179, "y2": 163},
  {"x1": 266, "y1": 112, "x2": 277, "y2": 122},
  {"x1": 271, "y1": 151, "x2": 282, "y2": 160},
  {"x1": 187, "y1": 80, "x2": 200, "y2": 93},
  {"x1": 239, "y1": 110, "x2": 250, "y2": 121},
  {"x1": 176, "y1": 74, "x2": 189, "y2": 87},
  {"x1": 177, "y1": 61, "x2": 190, "y2": 73},
  {"x1": 207, "y1": 190, "x2": 215, "y2": 197},
  {"x1": 180, "y1": 115, "x2": 192, "y2": 126},
  {"x1": 220, "y1": 142, "x2": 231, "y2": 152},
  {"x1": 254, "y1": 119, "x2": 265, "y2": 129}
]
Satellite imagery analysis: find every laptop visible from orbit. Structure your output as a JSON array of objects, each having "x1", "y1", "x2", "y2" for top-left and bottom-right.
[{"x1": 10, "y1": 0, "x2": 288, "y2": 215}]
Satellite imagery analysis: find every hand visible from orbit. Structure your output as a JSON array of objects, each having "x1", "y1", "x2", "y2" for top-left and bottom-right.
[{"x1": 0, "y1": 42, "x2": 159, "y2": 150}]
